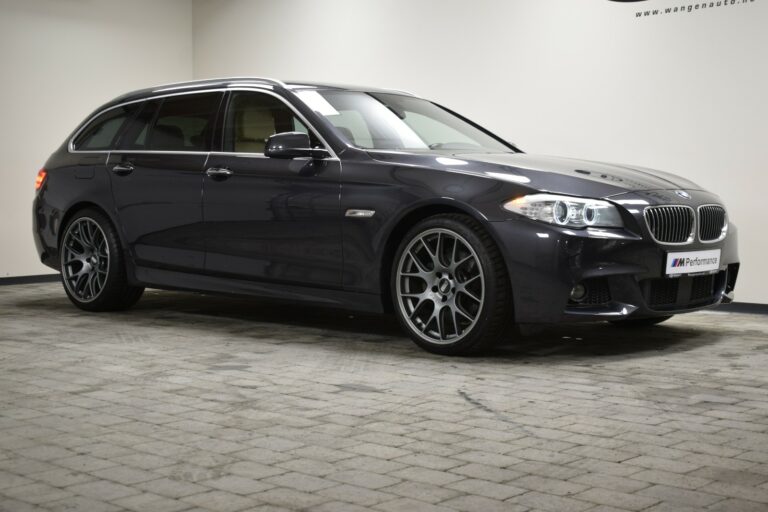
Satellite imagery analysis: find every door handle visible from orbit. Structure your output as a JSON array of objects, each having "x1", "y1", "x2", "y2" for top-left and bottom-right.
[
  {"x1": 111, "y1": 163, "x2": 134, "y2": 175},
  {"x1": 205, "y1": 167, "x2": 234, "y2": 179}
]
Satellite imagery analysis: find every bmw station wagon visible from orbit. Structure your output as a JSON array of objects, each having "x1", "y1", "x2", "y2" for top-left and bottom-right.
[{"x1": 33, "y1": 77, "x2": 739, "y2": 355}]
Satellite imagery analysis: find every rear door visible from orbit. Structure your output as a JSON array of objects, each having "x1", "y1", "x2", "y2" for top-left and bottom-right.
[
  {"x1": 107, "y1": 91, "x2": 223, "y2": 271},
  {"x1": 202, "y1": 90, "x2": 343, "y2": 288}
]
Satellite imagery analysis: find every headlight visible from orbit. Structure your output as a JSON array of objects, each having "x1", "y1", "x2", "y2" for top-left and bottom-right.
[{"x1": 503, "y1": 194, "x2": 624, "y2": 228}]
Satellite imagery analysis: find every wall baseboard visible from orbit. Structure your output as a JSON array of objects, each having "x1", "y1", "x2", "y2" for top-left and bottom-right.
[
  {"x1": 0, "y1": 274, "x2": 59, "y2": 285},
  {"x1": 1, "y1": 274, "x2": 767, "y2": 314},
  {"x1": 715, "y1": 302, "x2": 768, "y2": 315}
]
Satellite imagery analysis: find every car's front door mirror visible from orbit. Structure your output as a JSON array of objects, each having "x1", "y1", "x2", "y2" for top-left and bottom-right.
[{"x1": 265, "y1": 132, "x2": 329, "y2": 159}]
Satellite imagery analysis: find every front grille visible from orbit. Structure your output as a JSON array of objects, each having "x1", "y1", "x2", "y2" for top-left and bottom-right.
[
  {"x1": 645, "y1": 206, "x2": 694, "y2": 244},
  {"x1": 699, "y1": 205, "x2": 726, "y2": 241},
  {"x1": 690, "y1": 274, "x2": 715, "y2": 302}
]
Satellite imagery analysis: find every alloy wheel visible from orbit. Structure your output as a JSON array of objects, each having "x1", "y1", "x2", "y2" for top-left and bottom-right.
[
  {"x1": 61, "y1": 217, "x2": 110, "y2": 303},
  {"x1": 396, "y1": 228, "x2": 485, "y2": 344}
]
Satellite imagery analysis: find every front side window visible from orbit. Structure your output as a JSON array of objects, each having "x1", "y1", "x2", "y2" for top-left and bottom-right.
[
  {"x1": 224, "y1": 92, "x2": 313, "y2": 153},
  {"x1": 73, "y1": 103, "x2": 140, "y2": 150},
  {"x1": 295, "y1": 90, "x2": 513, "y2": 153}
]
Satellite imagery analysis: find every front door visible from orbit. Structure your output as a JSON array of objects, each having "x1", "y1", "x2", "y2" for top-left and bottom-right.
[
  {"x1": 108, "y1": 92, "x2": 223, "y2": 271},
  {"x1": 202, "y1": 90, "x2": 342, "y2": 288}
]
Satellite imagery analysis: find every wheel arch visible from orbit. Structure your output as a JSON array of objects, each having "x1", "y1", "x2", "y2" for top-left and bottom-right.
[
  {"x1": 57, "y1": 201, "x2": 139, "y2": 284},
  {"x1": 378, "y1": 200, "x2": 510, "y2": 314},
  {"x1": 58, "y1": 201, "x2": 119, "y2": 247}
]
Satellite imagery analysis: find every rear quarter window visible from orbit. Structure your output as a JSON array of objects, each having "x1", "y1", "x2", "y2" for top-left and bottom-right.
[{"x1": 73, "y1": 103, "x2": 140, "y2": 150}]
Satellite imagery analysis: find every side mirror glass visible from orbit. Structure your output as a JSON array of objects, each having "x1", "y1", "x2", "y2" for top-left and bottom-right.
[{"x1": 265, "y1": 132, "x2": 328, "y2": 159}]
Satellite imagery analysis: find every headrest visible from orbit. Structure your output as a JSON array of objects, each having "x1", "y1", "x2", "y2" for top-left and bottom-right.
[{"x1": 153, "y1": 124, "x2": 185, "y2": 150}]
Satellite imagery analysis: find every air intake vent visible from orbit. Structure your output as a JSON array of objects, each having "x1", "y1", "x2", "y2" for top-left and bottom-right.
[
  {"x1": 568, "y1": 278, "x2": 611, "y2": 306},
  {"x1": 698, "y1": 205, "x2": 726, "y2": 242},
  {"x1": 647, "y1": 278, "x2": 679, "y2": 307},
  {"x1": 690, "y1": 274, "x2": 715, "y2": 302},
  {"x1": 644, "y1": 206, "x2": 694, "y2": 244}
]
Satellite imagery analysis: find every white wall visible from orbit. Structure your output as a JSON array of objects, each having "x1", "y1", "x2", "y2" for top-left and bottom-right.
[
  {"x1": 192, "y1": 0, "x2": 768, "y2": 304},
  {"x1": 2, "y1": 0, "x2": 765, "y2": 305},
  {"x1": 0, "y1": 0, "x2": 193, "y2": 278}
]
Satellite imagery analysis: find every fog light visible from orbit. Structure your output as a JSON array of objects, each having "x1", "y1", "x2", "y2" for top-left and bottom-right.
[{"x1": 570, "y1": 283, "x2": 587, "y2": 302}]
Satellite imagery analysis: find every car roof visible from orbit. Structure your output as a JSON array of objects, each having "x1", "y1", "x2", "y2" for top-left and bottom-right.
[{"x1": 106, "y1": 77, "x2": 416, "y2": 107}]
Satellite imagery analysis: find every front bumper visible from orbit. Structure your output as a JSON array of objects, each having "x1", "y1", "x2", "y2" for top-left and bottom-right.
[{"x1": 490, "y1": 204, "x2": 739, "y2": 324}]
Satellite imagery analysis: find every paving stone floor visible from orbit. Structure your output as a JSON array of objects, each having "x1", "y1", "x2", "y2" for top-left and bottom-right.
[{"x1": 1, "y1": 282, "x2": 767, "y2": 511}]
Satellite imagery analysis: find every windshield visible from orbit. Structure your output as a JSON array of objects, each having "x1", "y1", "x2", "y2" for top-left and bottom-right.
[{"x1": 294, "y1": 90, "x2": 514, "y2": 153}]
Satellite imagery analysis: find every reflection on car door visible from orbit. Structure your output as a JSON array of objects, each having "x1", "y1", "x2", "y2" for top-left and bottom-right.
[
  {"x1": 202, "y1": 90, "x2": 343, "y2": 288},
  {"x1": 107, "y1": 92, "x2": 223, "y2": 271}
]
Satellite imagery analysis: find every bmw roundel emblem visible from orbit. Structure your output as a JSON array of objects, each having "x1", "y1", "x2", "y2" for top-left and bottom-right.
[{"x1": 675, "y1": 190, "x2": 691, "y2": 199}]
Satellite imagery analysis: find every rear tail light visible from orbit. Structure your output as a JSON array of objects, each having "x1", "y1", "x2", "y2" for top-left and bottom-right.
[{"x1": 35, "y1": 168, "x2": 47, "y2": 191}]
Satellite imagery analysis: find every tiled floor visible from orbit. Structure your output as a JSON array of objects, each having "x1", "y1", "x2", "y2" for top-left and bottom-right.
[{"x1": 1, "y1": 282, "x2": 767, "y2": 511}]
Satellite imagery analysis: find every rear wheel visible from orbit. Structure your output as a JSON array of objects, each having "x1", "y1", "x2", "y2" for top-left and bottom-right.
[
  {"x1": 60, "y1": 209, "x2": 144, "y2": 311},
  {"x1": 391, "y1": 214, "x2": 512, "y2": 355},
  {"x1": 609, "y1": 315, "x2": 673, "y2": 327}
]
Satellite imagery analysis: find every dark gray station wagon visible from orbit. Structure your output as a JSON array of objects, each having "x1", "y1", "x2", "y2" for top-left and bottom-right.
[{"x1": 33, "y1": 77, "x2": 739, "y2": 354}]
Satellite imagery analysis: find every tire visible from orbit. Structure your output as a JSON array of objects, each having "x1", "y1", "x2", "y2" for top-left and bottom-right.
[
  {"x1": 609, "y1": 315, "x2": 673, "y2": 327},
  {"x1": 59, "y1": 208, "x2": 144, "y2": 311},
  {"x1": 391, "y1": 214, "x2": 512, "y2": 355}
]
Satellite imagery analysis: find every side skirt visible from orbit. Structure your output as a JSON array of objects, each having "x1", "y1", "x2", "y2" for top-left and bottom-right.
[{"x1": 134, "y1": 266, "x2": 385, "y2": 314}]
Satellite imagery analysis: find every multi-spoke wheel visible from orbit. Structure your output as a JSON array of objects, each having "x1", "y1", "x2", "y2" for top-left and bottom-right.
[
  {"x1": 392, "y1": 214, "x2": 512, "y2": 355},
  {"x1": 60, "y1": 209, "x2": 144, "y2": 311},
  {"x1": 62, "y1": 218, "x2": 109, "y2": 302},
  {"x1": 397, "y1": 228, "x2": 484, "y2": 343}
]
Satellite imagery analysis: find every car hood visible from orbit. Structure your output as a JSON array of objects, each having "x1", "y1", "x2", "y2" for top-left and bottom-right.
[{"x1": 367, "y1": 151, "x2": 703, "y2": 198}]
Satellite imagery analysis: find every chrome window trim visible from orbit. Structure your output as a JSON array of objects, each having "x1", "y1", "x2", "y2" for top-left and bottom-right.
[
  {"x1": 107, "y1": 150, "x2": 217, "y2": 156},
  {"x1": 697, "y1": 204, "x2": 728, "y2": 244},
  {"x1": 209, "y1": 151, "x2": 269, "y2": 159},
  {"x1": 68, "y1": 86, "x2": 337, "y2": 160},
  {"x1": 642, "y1": 205, "x2": 696, "y2": 246},
  {"x1": 207, "y1": 151, "x2": 339, "y2": 162}
]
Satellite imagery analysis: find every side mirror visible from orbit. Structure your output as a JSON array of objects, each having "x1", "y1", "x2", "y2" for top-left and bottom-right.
[{"x1": 265, "y1": 132, "x2": 329, "y2": 159}]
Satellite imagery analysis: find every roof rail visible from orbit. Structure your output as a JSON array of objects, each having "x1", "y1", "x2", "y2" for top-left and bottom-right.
[{"x1": 149, "y1": 76, "x2": 286, "y2": 92}]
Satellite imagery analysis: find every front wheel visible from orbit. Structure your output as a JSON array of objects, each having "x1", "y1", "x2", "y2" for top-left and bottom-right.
[
  {"x1": 60, "y1": 209, "x2": 144, "y2": 311},
  {"x1": 391, "y1": 214, "x2": 512, "y2": 355}
]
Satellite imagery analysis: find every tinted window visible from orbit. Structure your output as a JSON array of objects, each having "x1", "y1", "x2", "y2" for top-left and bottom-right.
[
  {"x1": 118, "y1": 93, "x2": 221, "y2": 151},
  {"x1": 117, "y1": 100, "x2": 159, "y2": 150},
  {"x1": 224, "y1": 92, "x2": 313, "y2": 153},
  {"x1": 152, "y1": 93, "x2": 221, "y2": 151},
  {"x1": 73, "y1": 103, "x2": 139, "y2": 150}
]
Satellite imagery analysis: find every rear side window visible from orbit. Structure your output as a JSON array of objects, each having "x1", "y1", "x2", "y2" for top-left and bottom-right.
[
  {"x1": 73, "y1": 103, "x2": 140, "y2": 150},
  {"x1": 224, "y1": 92, "x2": 314, "y2": 153},
  {"x1": 151, "y1": 93, "x2": 221, "y2": 151},
  {"x1": 117, "y1": 92, "x2": 222, "y2": 151}
]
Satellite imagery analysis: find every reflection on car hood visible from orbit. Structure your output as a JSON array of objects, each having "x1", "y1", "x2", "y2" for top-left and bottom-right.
[{"x1": 367, "y1": 150, "x2": 703, "y2": 198}]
